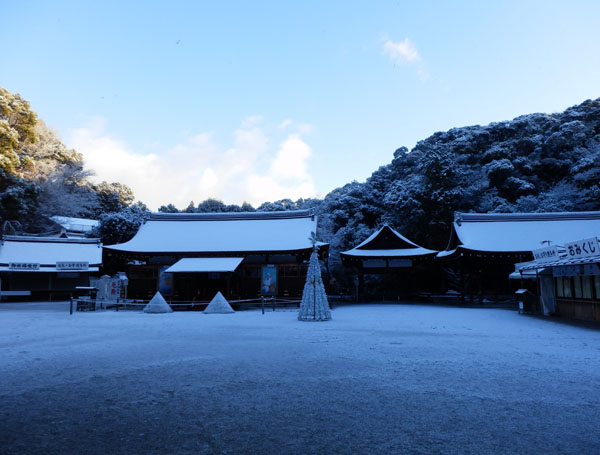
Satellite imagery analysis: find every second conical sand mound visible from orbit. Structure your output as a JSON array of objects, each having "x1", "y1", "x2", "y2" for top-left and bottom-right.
[
  {"x1": 143, "y1": 291, "x2": 173, "y2": 313},
  {"x1": 203, "y1": 291, "x2": 235, "y2": 314}
]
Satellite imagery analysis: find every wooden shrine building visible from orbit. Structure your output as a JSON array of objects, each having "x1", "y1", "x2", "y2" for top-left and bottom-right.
[
  {"x1": 104, "y1": 210, "x2": 326, "y2": 301},
  {"x1": 341, "y1": 225, "x2": 438, "y2": 298},
  {"x1": 516, "y1": 237, "x2": 600, "y2": 322},
  {"x1": 437, "y1": 211, "x2": 600, "y2": 301},
  {"x1": 0, "y1": 235, "x2": 102, "y2": 300}
]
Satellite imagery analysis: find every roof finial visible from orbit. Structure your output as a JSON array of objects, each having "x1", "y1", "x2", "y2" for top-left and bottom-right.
[{"x1": 309, "y1": 231, "x2": 319, "y2": 252}]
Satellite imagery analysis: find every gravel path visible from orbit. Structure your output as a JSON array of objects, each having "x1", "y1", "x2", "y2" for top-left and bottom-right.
[{"x1": 1, "y1": 302, "x2": 599, "y2": 454}]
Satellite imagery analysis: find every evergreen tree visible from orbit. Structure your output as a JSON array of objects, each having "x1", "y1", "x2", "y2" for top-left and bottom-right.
[{"x1": 298, "y1": 233, "x2": 331, "y2": 321}]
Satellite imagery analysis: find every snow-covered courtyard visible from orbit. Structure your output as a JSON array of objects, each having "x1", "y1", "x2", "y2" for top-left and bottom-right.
[{"x1": 1, "y1": 302, "x2": 599, "y2": 455}]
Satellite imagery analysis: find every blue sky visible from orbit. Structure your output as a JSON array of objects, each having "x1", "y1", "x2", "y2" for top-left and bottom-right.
[{"x1": 2, "y1": 0, "x2": 599, "y2": 209}]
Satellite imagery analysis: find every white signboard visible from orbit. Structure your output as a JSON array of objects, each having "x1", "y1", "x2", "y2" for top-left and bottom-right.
[
  {"x1": 56, "y1": 262, "x2": 89, "y2": 271},
  {"x1": 564, "y1": 238, "x2": 600, "y2": 259},
  {"x1": 532, "y1": 245, "x2": 560, "y2": 264},
  {"x1": 363, "y1": 259, "x2": 386, "y2": 268},
  {"x1": 9, "y1": 262, "x2": 40, "y2": 271},
  {"x1": 389, "y1": 259, "x2": 413, "y2": 268}
]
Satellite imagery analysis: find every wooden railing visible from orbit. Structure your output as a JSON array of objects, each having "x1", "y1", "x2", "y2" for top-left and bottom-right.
[{"x1": 69, "y1": 296, "x2": 302, "y2": 315}]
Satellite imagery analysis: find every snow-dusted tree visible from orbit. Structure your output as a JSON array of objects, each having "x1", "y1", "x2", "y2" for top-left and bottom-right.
[
  {"x1": 298, "y1": 233, "x2": 331, "y2": 322},
  {"x1": 184, "y1": 200, "x2": 196, "y2": 213},
  {"x1": 91, "y1": 203, "x2": 148, "y2": 245},
  {"x1": 158, "y1": 203, "x2": 179, "y2": 213},
  {"x1": 93, "y1": 181, "x2": 135, "y2": 214},
  {"x1": 196, "y1": 198, "x2": 226, "y2": 212}
]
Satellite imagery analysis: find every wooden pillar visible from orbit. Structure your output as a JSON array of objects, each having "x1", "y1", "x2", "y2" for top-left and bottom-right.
[
  {"x1": 358, "y1": 266, "x2": 365, "y2": 302},
  {"x1": 468, "y1": 260, "x2": 474, "y2": 304},
  {"x1": 226, "y1": 272, "x2": 232, "y2": 300},
  {"x1": 459, "y1": 254, "x2": 465, "y2": 303}
]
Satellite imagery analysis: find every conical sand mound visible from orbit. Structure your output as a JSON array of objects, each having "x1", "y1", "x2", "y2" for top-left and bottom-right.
[
  {"x1": 143, "y1": 291, "x2": 173, "y2": 313},
  {"x1": 203, "y1": 291, "x2": 235, "y2": 314}
]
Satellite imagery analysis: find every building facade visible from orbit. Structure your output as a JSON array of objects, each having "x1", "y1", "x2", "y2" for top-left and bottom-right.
[
  {"x1": 104, "y1": 210, "x2": 326, "y2": 302},
  {"x1": 0, "y1": 235, "x2": 102, "y2": 299},
  {"x1": 437, "y1": 211, "x2": 600, "y2": 301},
  {"x1": 518, "y1": 238, "x2": 600, "y2": 322},
  {"x1": 341, "y1": 225, "x2": 438, "y2": 299}
]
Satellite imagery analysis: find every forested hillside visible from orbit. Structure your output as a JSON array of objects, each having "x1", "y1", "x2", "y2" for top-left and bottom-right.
[
  {"x1": 225, "y1": 98, "x2": 600, "y2": 272},
  {"x1": 0, "y1": 87, "x2": 143, "y2": 234},
  {"x1": 2, "y1": 86, "x2": 599, "y2": 270}
]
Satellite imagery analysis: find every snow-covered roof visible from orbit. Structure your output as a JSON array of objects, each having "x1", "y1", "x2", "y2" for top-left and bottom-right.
[
  {"x1": 165, "y1": 257, "x2": 244, "y2": 273},
  {"x1": 105, "y1": 210, "x2": 320, "y2": 254},
  {"x1": 0, "y1": 236, "x2": 102, "y2": 271},
  {"x1": 50, "y1": 216, "x2": 99, "y2": 233},
  {"x1": 440, "y1": 211, "x2": 600, "y2": 255},
  {"x1": 518, "y1": 255, "x2": 600, "y2": 270},
  {"x1": 341, "y1": 225, "x2": 437, "y2": 258}
]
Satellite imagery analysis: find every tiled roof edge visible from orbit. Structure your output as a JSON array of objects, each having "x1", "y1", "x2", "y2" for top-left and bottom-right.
[
  {"x1": 147, "y1": 210, "x2": 315, "y2": 221},
  {"x1": 455, "y1": 211, "x2": 600, "y2": 224}
]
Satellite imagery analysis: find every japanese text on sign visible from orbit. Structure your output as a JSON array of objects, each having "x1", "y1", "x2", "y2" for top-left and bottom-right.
[
  {"x1": 564, "y1": 238, "x2": 600, "y2": 259},
  {"x1": 56, "y1": 262, "x2": 89, "y2": 270},
  {"x1": 532, "y1": 245, "x2": 559, "y2": 264},
  {"x1": 9, "y1": 262, "x2": 40, "y2": 270}
]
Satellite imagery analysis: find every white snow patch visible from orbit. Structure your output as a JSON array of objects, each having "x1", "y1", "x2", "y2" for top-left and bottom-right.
[{"x1": 0, "y1": 302, "x2": 599, "y2": 454}]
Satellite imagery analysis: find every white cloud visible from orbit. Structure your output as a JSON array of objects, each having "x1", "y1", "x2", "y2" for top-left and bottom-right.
[
  {"x1": 278, "y1": 119, "x2": 293, "y2": 129},
  {"x1": 382, "y1": 37, "x2": 429, "y2": 81},
  {"x1": 383, "y1": 38, "x2": 420, "y2": 64},
  {"x1": 269, "y1": 135, "x2": 311, "y2": 179},
  {"x1": 68, "y1": 117, "x2": 316, "y2": 210},
  {"x1": 278, "y1": 119, "x2": 313, "y2": 135}
]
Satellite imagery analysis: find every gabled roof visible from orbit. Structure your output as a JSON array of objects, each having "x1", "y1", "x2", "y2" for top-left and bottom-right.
[
  {"x1": 440, "y1": 211, "x2": 600, "y2": 256},
  {"x1": 0, "y1": 236, "x2": 102, "y2": 271},
  {"x1": 105, "y1": 210, "x2": 320, "y2": 254},
  {"x1": 50, "y1": 216, "x2": 99, "y2": 233},
  {"x1": 341, "y1": 225, "x2": 437, "y2": 258}
]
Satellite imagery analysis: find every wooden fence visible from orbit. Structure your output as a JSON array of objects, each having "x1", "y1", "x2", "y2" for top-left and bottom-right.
[{"x1": 70, "y1": 296, "x2": 302, "y2": 315}]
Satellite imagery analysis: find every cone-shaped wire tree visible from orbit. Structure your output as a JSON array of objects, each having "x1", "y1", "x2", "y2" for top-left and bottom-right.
[{"x1": 298, "y1": 232, "x2": 332, "y2": 321}]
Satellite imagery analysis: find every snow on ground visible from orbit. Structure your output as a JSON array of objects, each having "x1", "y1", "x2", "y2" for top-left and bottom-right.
[{"x1": 0, "y1": 302, "x2": 599, "y2": 455}]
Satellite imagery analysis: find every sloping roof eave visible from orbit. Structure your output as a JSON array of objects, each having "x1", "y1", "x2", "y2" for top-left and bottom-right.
[
  {"x1": 437, "y1": 246, "x2": 534, "y2": 257},
  {"x1": 341, "y1": 248, "x2": 437, "y2": 258},
  {"x1": 104, "y1": 245, "x2": 327, "y2": 255}
]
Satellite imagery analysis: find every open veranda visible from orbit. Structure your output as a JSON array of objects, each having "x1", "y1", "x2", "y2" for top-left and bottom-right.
[{"x1": 1, "y1": 302, "x2": 599, "y2": 455}]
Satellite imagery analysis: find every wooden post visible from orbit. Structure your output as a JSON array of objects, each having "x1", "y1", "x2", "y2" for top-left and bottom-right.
[
  {"x1": 226, "y1": 273, "x2": 231, "y2": 300},
  {"x1": 261, "y1": 296, "x2": 265, "y2": 315},
  {"x1": 459, "y1": 255, "x2": 465, "y2": 303},
  {"x1": 535, "y1": 269, "x2": 541, "y2": 314},
  {"x1": 70, "y1": 297, "x2": 73, "y2": 315}
]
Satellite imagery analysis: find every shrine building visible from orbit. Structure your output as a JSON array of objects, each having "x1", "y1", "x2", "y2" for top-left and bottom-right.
[
  {"x1": 437, "y1": 211, "x2": 600, "y2": 302},
  {"x1": 341, "y1": 225, "x2": 438, "y2": 298},
  {"x1": 0, "y1": 235, "x2": 102, "y2": 300},
  {"x1": 104, "y1": 210, "x2": 326, "y2": 302}
]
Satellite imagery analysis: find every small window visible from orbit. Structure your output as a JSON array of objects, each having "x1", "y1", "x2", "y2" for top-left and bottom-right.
[
  {"x1": 563, "y1": 277, "x2": 572, "y2": 298},
  {"x1": 280, "y1": 265, "x2": 298, "y2": 277},
  {"x1": 573, "y1": 277, "x2": 583, "y2": 299},
  {"x1": 582, "y1": 276, "x2": 593, "y2": 299},
  {"x1": 556, "y1": 277, "x2": 564, "y2": 297},
  {"x1": 594, "y1": 276, "x2": 600, "y2": 300},
  {"x1": 244, "y1": 267, "x2": 260, "y2": 278}
]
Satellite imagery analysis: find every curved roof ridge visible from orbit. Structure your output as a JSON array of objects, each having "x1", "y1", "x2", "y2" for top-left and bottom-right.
[
  {"x1": 350, "y1": 225, "x2": 435, "y2": 252},
  {"x1": 456, "y1": 211, "x2": 600, "y2": 224},
  {"x1": 2, "y1": 235, "x2": 101, "y2": 245},
  {"x1": 148, "y1": 209, "x2": 314, "y2": 222}
]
